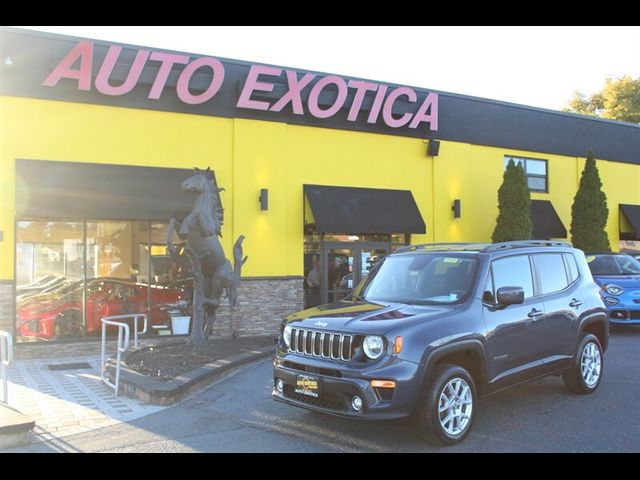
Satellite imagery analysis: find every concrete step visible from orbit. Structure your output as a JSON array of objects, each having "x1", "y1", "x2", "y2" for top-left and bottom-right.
[{"x1": 0, "y1": 402, "x2": 35, "y2": 449}]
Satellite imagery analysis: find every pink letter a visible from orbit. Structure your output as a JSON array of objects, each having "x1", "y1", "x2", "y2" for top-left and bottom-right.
[{"x1": 42, "y1": 41, "x2": 93, "y2": 91}]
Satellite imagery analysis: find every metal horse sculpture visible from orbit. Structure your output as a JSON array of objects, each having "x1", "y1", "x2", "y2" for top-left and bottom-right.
[{"x1": 167, "y1": 167, "x2": 247, "y2": 346}]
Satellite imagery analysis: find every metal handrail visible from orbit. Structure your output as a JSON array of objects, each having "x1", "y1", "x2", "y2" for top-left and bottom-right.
[
  {"x1": 100, "y1": 318, "x2": 130, "y2": 397},
  {"x1": 1, "y1": 330, "x2": 13, "y2": 404},
  {"x1": 101, "y1": 313, "x2": 147, "y2": 348}
]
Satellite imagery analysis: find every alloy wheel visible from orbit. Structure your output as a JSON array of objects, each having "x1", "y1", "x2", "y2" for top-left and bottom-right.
[
  {"x1": 437, "y1": 377, "x2": 473, "y2": 436},
  {"x1": 580, "y1": 341, "x2": 602, "y2": 387}
]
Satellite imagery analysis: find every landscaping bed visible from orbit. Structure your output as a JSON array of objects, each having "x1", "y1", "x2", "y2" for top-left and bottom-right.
[{"x1": 125, "y1": 335, "x2": 276, "y2": 382}]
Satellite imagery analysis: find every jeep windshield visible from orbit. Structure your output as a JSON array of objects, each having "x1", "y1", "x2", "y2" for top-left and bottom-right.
[
  {"x1": 588, "y1": 254, "x2": 640, "y2": 276},
  {"x1": 360, "y1": 253, "x2": 478, "y2": 305}
]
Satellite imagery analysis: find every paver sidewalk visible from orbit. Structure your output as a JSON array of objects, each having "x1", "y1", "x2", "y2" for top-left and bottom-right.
[{"x1": 5, "y1": 354, "x2": 165, "y2": 442}]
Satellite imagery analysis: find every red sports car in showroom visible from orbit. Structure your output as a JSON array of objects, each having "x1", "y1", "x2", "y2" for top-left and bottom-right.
[{"x1": 17, "y1": 278, "x2": 185, "y2": 339}]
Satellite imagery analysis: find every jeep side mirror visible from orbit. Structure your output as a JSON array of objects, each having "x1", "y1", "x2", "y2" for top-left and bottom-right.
[{"x1": 496, "y1": 286, "x2": 524, "y2": 305}]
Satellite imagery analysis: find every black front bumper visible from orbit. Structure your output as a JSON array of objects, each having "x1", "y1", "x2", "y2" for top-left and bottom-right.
[{"x1": 272, "y1": 354, "x2": 420, "y2": 420}]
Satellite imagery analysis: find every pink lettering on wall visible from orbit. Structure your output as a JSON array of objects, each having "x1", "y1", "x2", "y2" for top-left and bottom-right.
[
  {"x1": 42, "y1": 41, "x2": 439, "y2": 131},
  {"x1": 308, "y1": 76, "x2": 348, "y2": 119},
  {"x1": 148, "y1": 52, "x2": 190, "y2": 100},
  {"x1": 237, "y1": 65, "x2": 282, "y2": 111},
  {"x1": 347, "y1": 80, "x2": 378, "y2": 121},
  {"x1": 270, "y1": 70, "x2": 316, "y2": 114},
  {"x1": 42, "y1": 41, "x2": 94, "y2": 91},
  {"x1": 176, "y1": 57, "x2": 225, "y2": 105},
  {"x1": 95, "y1": 46, "x2": 150, "y2": 96},
  {"x1": 409, "y1": 92, "x2": 439, "y2": 130},
  {"x1": 367, "y1": 85, "x2": 388, "y2": 124},
  {"x1": 382, "y1": 87, "x2": 417, "y2": 128}
]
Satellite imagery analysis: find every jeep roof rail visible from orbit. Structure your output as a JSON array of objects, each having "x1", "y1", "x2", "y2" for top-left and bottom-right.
[
  {"x1": 481, "y1": 240, "x2": 573, "y2": 252},
  {"x1": 394, "y1": 242, "x2": 487, "y2": 253},
  {"x1": 394, "y1": 241, "x2": 573, "y2": 254}
]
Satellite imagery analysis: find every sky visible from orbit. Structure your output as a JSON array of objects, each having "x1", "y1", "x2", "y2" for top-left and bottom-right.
[{"x1": 18, "y1": 26, "x2": 640, "y2": 111}]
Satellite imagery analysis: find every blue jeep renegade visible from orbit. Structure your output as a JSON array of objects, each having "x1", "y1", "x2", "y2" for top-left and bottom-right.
[{"x1": 272, "y1": 241, "x2": 608, "y2": 445}]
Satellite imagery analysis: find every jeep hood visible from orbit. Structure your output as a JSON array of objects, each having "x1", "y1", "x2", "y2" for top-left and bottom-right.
[{"x1": 285, "y1": 299, "x2": 455, "y2": 334}]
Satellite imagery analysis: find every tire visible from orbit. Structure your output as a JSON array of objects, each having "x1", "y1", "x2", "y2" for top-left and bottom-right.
[
  {"x1": 415, "y1": 364, "x2": 477, "y2": 445},
  {"x1": 563, "y1": 334, "x2": 603, "y2": 394},
  {"x1": 55, "y1": 310, "x2": 84, "y2": 338}
]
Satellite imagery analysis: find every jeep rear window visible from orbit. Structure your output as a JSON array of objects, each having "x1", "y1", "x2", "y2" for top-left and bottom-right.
[{"x1": 361, "y1": 254, "x2": 478, "y2": 305}]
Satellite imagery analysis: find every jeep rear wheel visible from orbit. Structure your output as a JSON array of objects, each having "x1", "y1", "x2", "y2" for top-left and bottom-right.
[
  {"x1": 563, "y1": 333, "x2": 603, "y2": 394},
  {"x1": 415, "y1": 364, "x2": 476, "y2": 445}
]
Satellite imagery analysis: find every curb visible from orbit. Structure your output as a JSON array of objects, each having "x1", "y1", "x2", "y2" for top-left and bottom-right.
[
  {"x1": 106, "y1": 346, "x2": 273, "y2": 405},
  {"x1": 0, "y1": 402, "x2": 36, "y2": 448}
]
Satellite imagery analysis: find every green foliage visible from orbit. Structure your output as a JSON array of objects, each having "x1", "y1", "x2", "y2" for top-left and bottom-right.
[
  {"x1": 492, "y1": 160, "x2": 532, "y2": 242},
  {"x1": 570, "y1": 152, "x2": 611, "y2": 252},
  {"x1": 564, "y1": 75, "x2": 640, "y2": 124}
]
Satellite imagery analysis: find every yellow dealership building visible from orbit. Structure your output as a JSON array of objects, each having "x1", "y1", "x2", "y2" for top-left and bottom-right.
[{"x1": 1, "y1": 28, "x2": 639, "y2": 341}]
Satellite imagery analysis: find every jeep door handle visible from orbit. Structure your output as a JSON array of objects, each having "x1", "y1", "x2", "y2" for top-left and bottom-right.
[
  {"x1": 527, "y1": 308, "x2": 544, "y2": 319},
  {"x1": 569, "y1": 299, "x2": 583, "y2": 308}
]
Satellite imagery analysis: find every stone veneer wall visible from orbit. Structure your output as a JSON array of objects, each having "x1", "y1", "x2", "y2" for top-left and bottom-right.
[
  {"x1": 210, "y1": 277, "x2": 304, "y2": 338},
  {"x1": 0, "y1": 281, "x2": 15, "y2": 336}
]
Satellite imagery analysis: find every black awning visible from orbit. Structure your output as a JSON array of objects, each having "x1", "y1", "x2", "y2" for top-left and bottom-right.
[
  {"x1": 304, "y1": 184, "x2": 426, "y2": 234},
  {"x1": 620, "y1": 204, "x2": 640, "y2": 240},
  {"x1": 531, "y1": 200, "x2": 567, "y2": 239},
  {"x1": 16, "y1": 159, "x2": 196, "y2": 221}
]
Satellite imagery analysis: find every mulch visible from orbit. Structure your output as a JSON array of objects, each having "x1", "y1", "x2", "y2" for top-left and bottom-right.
[{"x1": 125, "y1": 335, "x2": 276, "y2": 382}]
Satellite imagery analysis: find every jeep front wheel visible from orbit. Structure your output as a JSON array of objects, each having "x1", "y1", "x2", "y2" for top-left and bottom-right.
[
  {"x1": 563, "y1": 333, "x2": 603, "y2": 394},
  {"x1": 416, "y1": 364, "x2": 476, "y2": 445}
]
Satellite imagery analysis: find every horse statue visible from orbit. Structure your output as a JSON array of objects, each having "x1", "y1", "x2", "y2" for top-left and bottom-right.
[{"x1": 167, "y1": 167, "x2": 247, "y2": 346}]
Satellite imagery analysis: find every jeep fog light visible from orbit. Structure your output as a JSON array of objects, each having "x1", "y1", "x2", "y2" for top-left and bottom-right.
[
  {"x1": 363, "y1": 335, "x2": 384, "y2": 360},
  {"x1": 352, "y1": 396, "x2": 363, "y2": 411},
  {"x1": 275, "y1": 378, "x2": 284, "y2": 393},
  {"x1": 283, "y1": 325, "x2": 292, "y2": 347}
]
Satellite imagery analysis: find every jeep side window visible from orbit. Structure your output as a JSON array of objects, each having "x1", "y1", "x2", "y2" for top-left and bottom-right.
[
  {"x1": 491, "y1": 255, "x2": 534, "y2": 299},
  {"x1": 532, "y1": 254, "x2": 569, "y2": 295},
  {"x1": 563, "y1": 253, "x2": 579, "y2": 283}
]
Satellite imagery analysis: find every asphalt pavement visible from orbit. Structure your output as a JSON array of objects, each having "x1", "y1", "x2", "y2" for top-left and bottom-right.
[{"x1": 6, "y1": 327, "x2": 640, "y2": 452}]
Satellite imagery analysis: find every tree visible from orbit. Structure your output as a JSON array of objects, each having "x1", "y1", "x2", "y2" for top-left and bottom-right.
[
  {"x1": 492, "y1": 160, "x2": 532, "y2": 243},
  {"x1": 563, "y1": 75, "x2": 640, "y2": 124},
  {"x1": 570, "y1": 152, "x2": 611, "y2": 252}
]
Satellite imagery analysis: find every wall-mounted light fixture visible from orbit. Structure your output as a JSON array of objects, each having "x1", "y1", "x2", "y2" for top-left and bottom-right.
[
  {"x1": 259, "y1": 188, "x2": 269, "y2": 211},
  {"x1": 452, "y1": 199, "x2": 461, "y2": 218},
  {"x1": 427, "y1": 139, "x2": 440, "y2": 156}
]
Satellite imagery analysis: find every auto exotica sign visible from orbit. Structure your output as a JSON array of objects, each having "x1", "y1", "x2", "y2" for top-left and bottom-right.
[{"x1": 42, "y1": 41, "x2": 438, "y2": 131}]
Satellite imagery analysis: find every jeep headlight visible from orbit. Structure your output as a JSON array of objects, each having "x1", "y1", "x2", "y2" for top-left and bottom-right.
[
  {"x1": 363, "y1": 335, "x2": 385, "y2": 360},
  {"x1": 604, "y1": 284, "x2": 624, "y2": 296},
  {"x1": 283, "y1": 324, "x2": 292, "y2": 347}
]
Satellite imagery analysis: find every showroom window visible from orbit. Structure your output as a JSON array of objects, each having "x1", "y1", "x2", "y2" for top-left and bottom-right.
[
  {"x1": 15, "y1": 220, "x2": 188, "y2": 342},
  {"x1": 504, "y1": 155, "x2": 548, "y2": 192}
]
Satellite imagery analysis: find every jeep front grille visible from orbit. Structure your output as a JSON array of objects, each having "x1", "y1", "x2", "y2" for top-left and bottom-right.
[{"x1": 289, "y1": 328, "x2": 353, "y2": 361}]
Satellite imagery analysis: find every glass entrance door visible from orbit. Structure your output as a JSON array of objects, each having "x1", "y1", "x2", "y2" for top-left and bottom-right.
[
  {"x1": 322, "y1": 243, "x2": 389, "y2": 304},
  {"x1": 324, "y1": 245, "x2": 354, "y2": 304}
]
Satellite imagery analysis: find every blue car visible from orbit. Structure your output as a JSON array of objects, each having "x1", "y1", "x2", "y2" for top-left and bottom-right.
[{"x1": 587, "y1": 253, "x2": 640, "y2": 325}]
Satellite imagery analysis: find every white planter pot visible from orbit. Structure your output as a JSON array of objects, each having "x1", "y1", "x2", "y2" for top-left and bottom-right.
[{"x1": 170, "y1": 315, "x2": 191, "y2": 335}]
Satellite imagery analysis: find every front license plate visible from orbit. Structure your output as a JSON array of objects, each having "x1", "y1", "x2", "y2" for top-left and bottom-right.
[{"x1": 294, "y1": 374, "x2": 321, "y2": 398}]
